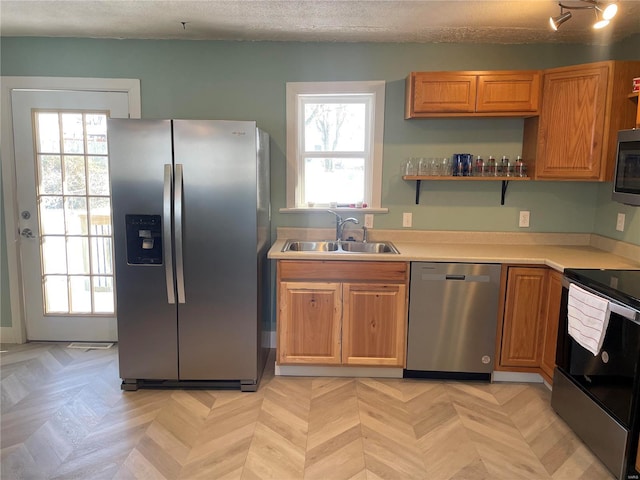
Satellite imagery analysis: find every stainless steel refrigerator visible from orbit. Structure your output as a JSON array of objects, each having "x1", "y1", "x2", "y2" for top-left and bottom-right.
[{"x1": 108, "y1": 119, "x2": 270, "y2": 392}]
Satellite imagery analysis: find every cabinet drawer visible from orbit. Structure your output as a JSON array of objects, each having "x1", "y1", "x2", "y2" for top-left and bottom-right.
[{"x1": 278, "y1": 260, "x2": 408, "y2": 283}]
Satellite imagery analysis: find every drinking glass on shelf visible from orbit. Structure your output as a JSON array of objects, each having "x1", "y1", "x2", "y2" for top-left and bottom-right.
[
  {"x1": 402, "y1": 158, "x2": 417, "y2": 176},
  {"x1": 475, "y1": 156, "x2": 485, "y2": 176},
  {"x1": 441, "y1": 157, "x2": 452, "y2": 176},
  {"x1": 429, "y1": 158, "x2": 440, "y2": 176},
  {"x1": 418, "y1": 157, "x2": 429, "y2": 176}
]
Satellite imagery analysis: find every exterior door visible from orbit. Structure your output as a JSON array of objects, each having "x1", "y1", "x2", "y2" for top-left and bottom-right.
[{"x1": 11, "y1": 89, "x2": 129, "y2": 341}]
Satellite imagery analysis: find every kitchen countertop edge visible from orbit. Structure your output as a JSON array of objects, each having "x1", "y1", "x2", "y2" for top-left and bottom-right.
[{"x1": 267, "y1": 238, "x2": 640, "y2": 272}]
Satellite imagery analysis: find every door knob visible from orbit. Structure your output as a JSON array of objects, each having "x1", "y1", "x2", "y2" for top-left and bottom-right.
[{"x1": 20, "y1": 228, "x2": 35, "y2": 238}]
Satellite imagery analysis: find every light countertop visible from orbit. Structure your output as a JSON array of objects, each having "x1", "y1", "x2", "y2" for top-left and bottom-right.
[{"x1": 267, "y1": 229, "x2": 640, "y2": 272}]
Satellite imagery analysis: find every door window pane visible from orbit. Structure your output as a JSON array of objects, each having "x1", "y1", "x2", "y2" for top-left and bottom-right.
[
  {"x1": 89, "y1": 197, "x2": 111, "y2": 235},
  {"x1": 38, "y1": 155, "x2": 62, "y2": 194},
  {"x1": 87, "y1": 156, "x2": 110, "y2": 195},
  {"x1": 39, "y1": 196, "x2": 65, "y2": 235},
  {"x1": 63, "y1": 155, "x2": 86, "y2": 195},
  {"x1": 93, "y1": 277, "x2": 114, "y2": 313},
  {"x1": 64, "y1": 197, "x2": 88, "y2": 235},
  {"x1": 62, "y1": 113, "x2": 84, "y2": 153},
  {"x1": 44, "y1": 276, "x2": 69, "y2": 313},
  {"x1": 42, "y1": 237, "x2": 67, "y2": 274},
  {"x1": 69, "y1": 276, "x2": 92, "y2": 313},
  {"x1": 67, "y1": 237, "x2": 90, "y2": 274},
  {"x1": 91, "y1": 237, "x2": 112, "y2": 275},
  {"x1": 86, "y1": 114, "x2": 108, "y2": 154},
  {"x1": 37, "y1": 113, "x2": 60, "y2": 153}
]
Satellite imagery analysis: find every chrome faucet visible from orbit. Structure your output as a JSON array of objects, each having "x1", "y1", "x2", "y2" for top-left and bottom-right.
[{"x1": 328, "y1": 210, "x2": 359, "y2": 241}]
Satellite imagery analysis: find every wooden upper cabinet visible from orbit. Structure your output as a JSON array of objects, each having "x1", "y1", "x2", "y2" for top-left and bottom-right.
[
  {"x1": 524, "y1": 61, "x2": 640, "y2": 181},
  {"x1": 476, "y1": 73, "x2": 540, "y2": 113},
  {"x1": 410, "y1": 73, "x2": 477, "y2": 114},
  {"x1": 405, "y1": 70, "x2": 540, "y2": 118}
]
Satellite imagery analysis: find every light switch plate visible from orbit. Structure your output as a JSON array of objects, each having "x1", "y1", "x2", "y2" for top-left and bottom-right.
[
  {"x1": 364, "y1": 214, "x2": 374, "y2": 228},
  {"x1": 519, "y1": 211, "x2": 530, "y2": 228},
  {"x1": 402, "y1": 212, "x2": 412, "y2": 228},
  {"x1": 616, "y1": 213, "x2": 625, "y2": 232}
]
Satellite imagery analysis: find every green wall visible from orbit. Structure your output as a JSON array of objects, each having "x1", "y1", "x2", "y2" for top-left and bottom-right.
[{"x1": 1, "y1": 36, "x2": 639, "y2": 329}]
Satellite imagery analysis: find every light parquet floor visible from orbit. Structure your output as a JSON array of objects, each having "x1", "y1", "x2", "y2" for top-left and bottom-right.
[{"x1": 1, "y1": 342, "x2": 614, "y2": 480}]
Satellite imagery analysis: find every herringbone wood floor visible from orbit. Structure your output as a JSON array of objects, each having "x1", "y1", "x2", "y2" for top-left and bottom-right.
[{"x1": 1, "y1": 342, "x2": 614, "y2": 480}]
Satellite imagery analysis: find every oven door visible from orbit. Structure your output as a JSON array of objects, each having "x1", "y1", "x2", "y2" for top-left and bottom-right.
[
  {"x1": 555, "y1": 277, "x2": 640, "y2": 426},
  {"x1": 553, "y1": 276, "x2": 640, "y2": 479}
]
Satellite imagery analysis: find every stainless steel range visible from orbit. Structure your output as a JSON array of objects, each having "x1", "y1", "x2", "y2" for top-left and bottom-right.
[{"x1": 552, "y1": 269, "x2": 640, "y2": 480}]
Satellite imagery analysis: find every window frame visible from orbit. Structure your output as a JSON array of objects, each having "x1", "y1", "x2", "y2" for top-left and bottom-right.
[{"x1": 285, "y1": 81, "x2": 386, "y2": 211}]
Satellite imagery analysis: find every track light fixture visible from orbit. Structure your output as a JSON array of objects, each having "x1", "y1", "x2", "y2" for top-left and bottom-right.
[{"x1": 548, "y1": 0, "x2": 618, "y2": 31}]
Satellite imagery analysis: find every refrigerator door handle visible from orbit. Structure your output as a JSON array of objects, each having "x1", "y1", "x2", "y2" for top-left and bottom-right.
[
  {"x1": 163, "y1": 164, "x2": 176, "y2": 304},
  {"x1": 175, "y1": 163, "x2": 186, "y2": 304}
]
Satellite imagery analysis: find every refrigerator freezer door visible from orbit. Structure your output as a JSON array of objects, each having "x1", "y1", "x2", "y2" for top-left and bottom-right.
[
  {"x1": 109, "y1": 119, "x2": 179, "y2": 380},
  {"x1": 173, "y1": 120, "x2": 259, "y2": 381}
]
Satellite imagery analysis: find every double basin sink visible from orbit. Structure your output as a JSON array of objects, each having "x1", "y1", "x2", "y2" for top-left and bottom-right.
[{"x1": 282, "y1": 239, "x2": 399, "y2": 254}]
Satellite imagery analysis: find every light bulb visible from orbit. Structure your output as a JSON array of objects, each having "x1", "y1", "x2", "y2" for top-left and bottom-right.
[
  {"x1": 602, "y1": 3, "x2": 618, "y2": 20},
  {"x1": 593, "y1": 19, "x2": 610, "y2": 29}
]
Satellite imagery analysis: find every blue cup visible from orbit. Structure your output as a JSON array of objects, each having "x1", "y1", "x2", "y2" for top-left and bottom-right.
[{"x1": 452, "y1": 154, "x2": 473, "y2": 176}]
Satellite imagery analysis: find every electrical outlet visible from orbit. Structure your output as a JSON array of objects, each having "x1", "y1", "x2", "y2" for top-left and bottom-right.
[
  {"x1": 402, "y1": 212, "x2": 412, "y2": 228},
  {"x1": 616, "y1": 213, "x2": 625, "y2": 232},
  {"x1": 519, "y1": 211, "x2": 530, "y2": 228},
  {"x1": 364, "y1": 214, "x2": 374, "y2": 229}
]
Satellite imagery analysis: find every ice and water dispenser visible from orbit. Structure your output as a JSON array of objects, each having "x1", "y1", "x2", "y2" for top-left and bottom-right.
[{"x1": 125, "y1": 214, "x2": 163, "y2": 265}]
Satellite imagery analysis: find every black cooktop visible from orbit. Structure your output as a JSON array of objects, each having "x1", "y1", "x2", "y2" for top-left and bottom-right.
[{"x1": 564, "y1": 269, "x2": 640, "y2": 311}]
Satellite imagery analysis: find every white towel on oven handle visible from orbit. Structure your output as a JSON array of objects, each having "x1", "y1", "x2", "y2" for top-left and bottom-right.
[{"x1": 567, "y1": 283, "x2": 611, "y2": 356}]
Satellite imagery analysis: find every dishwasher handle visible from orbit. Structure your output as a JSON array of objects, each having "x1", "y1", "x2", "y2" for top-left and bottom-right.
[
  {"x1": 445, "y1": 274, "x2": 466, "y2": 281},
  {"x1": 421, "y1": 273, "x2": 491, "y2": 283}
]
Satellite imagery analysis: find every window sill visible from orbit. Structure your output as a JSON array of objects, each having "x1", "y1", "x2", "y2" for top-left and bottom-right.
[{"x1": 279, "y1": 207, "x2": 389, "y2": 214}]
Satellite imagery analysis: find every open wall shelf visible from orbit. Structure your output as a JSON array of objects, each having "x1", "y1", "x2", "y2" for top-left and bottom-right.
[{"x1": 402, "y1": 176, "x2": 531, "y2": 205}]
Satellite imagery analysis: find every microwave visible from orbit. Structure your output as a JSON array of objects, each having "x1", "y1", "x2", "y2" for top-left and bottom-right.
[{"x1": 612, "y1": 128, "x2": 640, "y2": 206}]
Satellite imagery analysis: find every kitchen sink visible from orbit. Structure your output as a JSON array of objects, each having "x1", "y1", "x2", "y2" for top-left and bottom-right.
[
  {"x1": 282, "y1": 240, "x2": 340, "y2": 252},
  {"x1": 339, "y1": 241, "x2": 398, "y2": 253},
  {"x1": 282, "y1": 240, "x2": 398, "y2": 254}
]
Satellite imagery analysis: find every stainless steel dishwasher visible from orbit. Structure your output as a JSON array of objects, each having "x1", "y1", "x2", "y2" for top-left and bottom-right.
[{"x1": 405, "y1": 262, "x2": 501, "y2": 381}]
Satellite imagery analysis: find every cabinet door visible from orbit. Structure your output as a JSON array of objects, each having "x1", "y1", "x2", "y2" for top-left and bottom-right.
[
  {"x1": 476, "y1": 73, "x2": 540, "y2": 113},
  {"x1": 412, "y1": 73, "x2": 477, "y2": 113},
  {"x1": 500, "y1": 267, "x2": 548, "y2": 368},
  {"x1": 540, "y1": 269, "x2": 563, "y2": 382},
  {"x1": 342, "y1": 283, "x2": 407, "y2": 367},
  {"x1": 278, "y1": 282, "x2": 342, "y2": 365},
  {"x1": 535, "y1": 65, "x2": 609, "y2": 180}
]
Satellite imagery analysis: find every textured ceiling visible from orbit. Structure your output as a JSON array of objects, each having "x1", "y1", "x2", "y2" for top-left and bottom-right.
[{"x1": 1, "y1": 0, "x2": 639, "y2": 45}]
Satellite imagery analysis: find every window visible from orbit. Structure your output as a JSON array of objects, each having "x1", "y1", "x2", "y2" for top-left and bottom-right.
[
  {"x1": 286, "y1": 81, "x2": 385, "y2": 209},
  {"x1": 34, "y1": 110, "x2": 115, "y2": 314}
]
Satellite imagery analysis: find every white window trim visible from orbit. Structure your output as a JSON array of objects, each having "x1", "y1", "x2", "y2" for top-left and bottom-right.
[
  {"x1": 0, "y1": 77, "x2": 141, "y2": 344},
  {"x1": 284, "y1": 81, "x2": 386, "y2": 212}
]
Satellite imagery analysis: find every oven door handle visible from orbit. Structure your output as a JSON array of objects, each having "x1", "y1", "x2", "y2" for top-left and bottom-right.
[{"x1": 563, "y1": 277, "x2": 639, "y2": 323}]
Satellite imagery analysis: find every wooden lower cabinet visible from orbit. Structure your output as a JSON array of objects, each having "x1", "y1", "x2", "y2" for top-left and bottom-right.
[
  {"x1": 278, "y1": 282, "x2": 342, "y2": 365},
  {"x1": 498, "y1": 266, "x2": 548, "y2": 368},
  {"x1": 540, "y1": 269, "x2": 563, "y2": 383},
  {"x1": 497, "y1": 265, "x2": 564, "y2": 381},
  {"x1": 342, "y1": 283, "x2": 407, "y2": 366},
  {"x1": 277, "y1": 260, "x2": 409, "y2": 368}
]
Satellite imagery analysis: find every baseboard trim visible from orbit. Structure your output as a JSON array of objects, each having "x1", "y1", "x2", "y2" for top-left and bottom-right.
[
  {"x1": 492, "y1": 371, "x2": 544, "y2": 383},
  {"x1": 275, "y1": 364, "x2": 404, "y2": 378}
]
